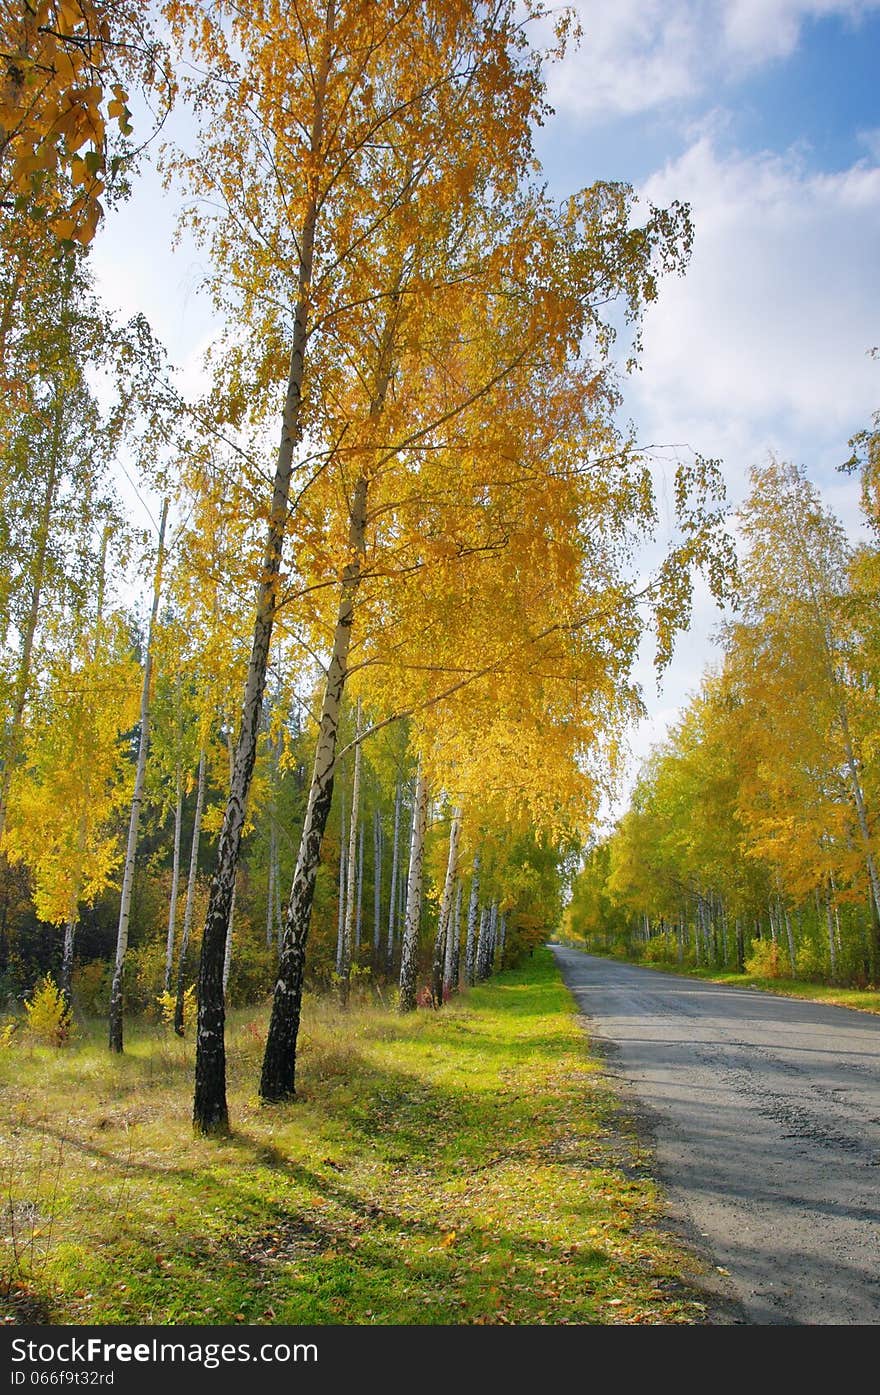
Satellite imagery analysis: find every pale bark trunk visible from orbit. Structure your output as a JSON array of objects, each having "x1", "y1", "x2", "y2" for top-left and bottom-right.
[
  {"x1": 164, "y1": 766, "x2": 184, "y2": 992},
  {"x1": 223, "y1": 878, "x2": 236, "y2": 999},
  {"x1": 373, "y1": 808, "x2": 382, "y2": 962},
  {"x1": 193, "y1": 4, "x2": 336, "y2": 1135},
  {"x1": 445, "y1": 878, "x2": 462, "y2": 991},
  {"x1": 475, "y1": 904, "x2": 490, "y2": 980},
  {"x1": 825, "y1": 882, "x2": 839, "y2": 981},
  {"x1": 398, "y1": 762, "x2": 429, "y2": 1013},
  {"x1": 735, "y1": 917, "x2": 744, "y2": 973},
  {"x1": 335, "y1": 782, "x2": 346, "y2": 975},
  {"x1": 174, "y1": 747, "x2": 207, "y2": 1036},
  {"x1": 259, "y1": 472, "x2": 367, "y2": 1102},
  {"x1": 498, "y1": 910, "x2": 506, "y2": 969},
  {"x1": 464, "y1": 855, "x2": 480, "y2": 986},
  {"x1": 108, "y1": 499, "x2": 168, "y2": 1053},
  {"x1": 451, "y1": 876, "x2": 465, "y2": 987},
  {"x1": 356, "y1": 819, "x2": 364, "y2": 952},
  {"x1": 266, "y1": 824, "x2": 276, "y2": 949},
  {"x1": 340, "y1": 698, "x2": 363, "y2": 1001},
  {"x1": 61, "y1": 913, "x2": 76, "y2": 1000},
  {"x1": 432, "y1": 807, "x2": 461, "y2": 1007},
  {"x1": 386, "y1": 781, "x2": 401, "y2": 969}
]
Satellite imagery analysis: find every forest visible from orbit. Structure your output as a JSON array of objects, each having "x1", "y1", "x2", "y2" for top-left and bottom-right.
[
  {"x1": 565, "y1": 455, "x2": 880, "y2": 991},
  {"x1": 0, "y1": 0, "x2": 733, "y2": 1127},
  {"x1": 2, "y1": 0, "x2": 878, "y2": 1334}
]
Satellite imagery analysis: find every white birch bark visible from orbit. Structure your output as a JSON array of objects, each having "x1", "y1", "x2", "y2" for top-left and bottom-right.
[
  {"x1": 165, "y1": 766, "x2": 184, "y2": 992},
  {"x1": 398, "y1": 762, "x2": 428, "y2": 1013},
  {"x1": 475, "y1": 904, "x2": 490, "y2": 981},
  {"x1": 174, "y1": 746, "x2": 207, "y2": 1036},
  {"x1": 432, "y1": 807, "x2": 462, "y2": 1006},
  {"x1": 335, "y1": 782, "x2": 347, "y2": 976},
  {"x1": 355, "y1": 808, "x2": 364, "y2": 952},
  {"x1": 386, "y1": 781, "x2": 401, "y2": 969},
  {"x1": 108, "y1": 498, "x2": 168, "y2": 1053},
  {"x1": 340, "y1": 697, "x2": 363, "y2": 996},
  {"x1": 464, "y1": 854, "x2": 480, "y2": 986},
  {"x1": 373, "y1": 808, "x2": 382, "y2": 960},
  {"x1": 448, "y1": 879, "x2": 463, "y2": 990}
]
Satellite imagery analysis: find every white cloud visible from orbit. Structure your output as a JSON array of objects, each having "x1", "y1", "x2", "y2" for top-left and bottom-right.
[
  {"x1": 630, "y1": 138, "x2": 880, "y2": 506},
  {"x1": 546, "y1": 0, "x2": 880, "y2": 119}
]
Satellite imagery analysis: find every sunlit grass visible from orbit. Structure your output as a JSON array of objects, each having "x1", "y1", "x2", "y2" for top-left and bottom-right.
[{"x1": 0, "y1": 950, "x2": 709, "y2": 1325}]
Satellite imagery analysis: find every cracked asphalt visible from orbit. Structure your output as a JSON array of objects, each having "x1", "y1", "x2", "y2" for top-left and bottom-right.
[{"x1": 551, "y1": 944, "x2": 880, "y2": 1325}]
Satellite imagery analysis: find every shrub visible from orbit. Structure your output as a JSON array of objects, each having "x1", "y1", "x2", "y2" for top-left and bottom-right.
[
  {"x1": 24, "y1": 975, "x2": 74, "y2": 1045},
  {"x1": 643, "y1": 931, "x2": 678, "y2": 963},
  {"x1": 744, "y1": 939, "x2": 782, "y2": 979},
  {"x1": 795, "y1": 938, "x2": 826, "y2": 979},
  {"x1": 156, "y1": 985, "x2": 195, "y2": 1032}
]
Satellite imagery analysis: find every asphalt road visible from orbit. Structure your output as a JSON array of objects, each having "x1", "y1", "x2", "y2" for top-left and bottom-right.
[{"x1": 551, "y1": 945, "x2": 880, "y2": 1325}]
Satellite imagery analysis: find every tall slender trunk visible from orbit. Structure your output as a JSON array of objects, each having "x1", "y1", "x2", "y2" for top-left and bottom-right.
[
  {"x1": 164, "y1": 766, "x2": 184, "y2": 992},
  {"x1": 398, "y1": 762, "x2": 428, "y2": 1013},
  {"x1": 448, "y1": 879, "x2": 463, "y2": 989},
  {"x1": 355, "y1": 820, "x2": 364, "y2": 952},
  {"x1": 109, "y1": 500, "x2": 168, "y2": 1053},
  {"x1": 340, "y1": 698, "x2": 363, "y2": 1002},
  {"x1": 735, "y1": 917, "x2": 744, "y2": 973},
  {"x1": 432, "y1": 807, "x2": 461, "y2": 1007},
  {"x1": 259, "y1": 474, "x2": 368, "y2": 1102},
  {"x1": 373, "y1": 808, "x2": 382, "y2": 963},
  {"x1": 174, "y1": 748, "x2": 207, "y2": 1035},
  {"x1": 193, "y1": 4, "x2": 336, "y2": 1135},
  {"x1": 223, "y1": 878, "x2": 237, "y2": 999},
  {"x1": 825, "y1": 880, "x2": 839, "y2": 981},
  {"x1": 464, "y1": 854, "x2": 480, "y2": 986},
  {"x1": 498, "y1": 910, "x2": 506, "y2": 969},
  {"x1": 475, "y1": 905, "x2": 490, "y2": 980},
  {"x1": 386, "y1": 781, "x2": 401, "y2": 969},
  {"x1": 335, "y1": 781, "x2": 347, "y2": 975},
  {"x1": 266, "y1": 823, "x2": 276, "y2": 950}
]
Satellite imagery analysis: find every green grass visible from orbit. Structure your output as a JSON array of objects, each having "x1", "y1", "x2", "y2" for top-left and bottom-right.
[
  {"x1": 0, "y1": 949, "x2": 710, "y2": 1326},
  {"x1": 567, "y1": 945, "x2": 880, "y2": 1014}
]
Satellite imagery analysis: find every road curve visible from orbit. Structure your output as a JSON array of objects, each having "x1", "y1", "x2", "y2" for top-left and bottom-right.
[{"x1": 551, "y1": 945, "x2": 880, "y2": 1325}]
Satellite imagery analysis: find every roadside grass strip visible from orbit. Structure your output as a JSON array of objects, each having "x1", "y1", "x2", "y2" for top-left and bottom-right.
[{"x1": 0, "y1": 949, "x2": 709, "y2": 1325}]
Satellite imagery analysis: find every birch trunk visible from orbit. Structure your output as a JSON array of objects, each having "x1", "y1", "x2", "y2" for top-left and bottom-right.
[
  {"x1": 825, "y1": 881, "x2": 839, "y2": 981},
  {"x1": 464, "y1": 855, "x2": 480, "y2": 986},
  {"x1": 431, "y1": 808, "x2": 462, "y2": 1007},
  {"x1": 475, "y1": 905, "x2": 490, "y2": 980},
  {"x1": 259, "y1": 473, "x2": 368, "y2": 1102},
  {"x1": 356, "y1": 819, "x2": 364, "y2": 953},
  {"x1": 335, "y1": 783, "x2": 347, "y2": 976},
  {"x1": 386, "y1": 782, "x2": 401, "y2": 970},
  {"x1": 398, "y1": 763, "x2": 429, "y2": 1013},
  {"x1": 222, "y1": 878, "x2": 237, "y2": 999},
  {"x1": 340, "y1": 699, "x2": 363, "y2": 1002},
  {"x1": 445, "y1": 878, "x2": 462, "y2": 992},
  {"x1": 498, "y1": 911, "x2": 506, "y2": 970},
  {"x1": 164, "y1": 767, "x2": 184, "y2": 992},
  {"x1": 735, "y1": 917, "x2": 745, "y2": 973},
  {"x1": 373, "y1": 809, "x2": 382, "y2": 963},
  {"x1": 266, "y1": 823, "x2": 276, "y2": 949},
  {"x1": 108, "y1": 500, "x2": 168, "y2": 1053},
  {"x1": 192, "y1": 6, "x2": 335, "y2": 1134},
  {"x1": 174, "y1": 748, "x2": 207, "y2": 1036}
]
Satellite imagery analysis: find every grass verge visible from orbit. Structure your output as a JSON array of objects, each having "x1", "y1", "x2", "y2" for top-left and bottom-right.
[{"x1": 0, "y1": 948, "x2": 709, "y2": 1325}]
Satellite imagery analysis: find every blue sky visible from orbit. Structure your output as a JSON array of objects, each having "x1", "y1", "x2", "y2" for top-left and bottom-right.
[{"x1": 91, "y1": 0, "x2": 880, "y2": 813}]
